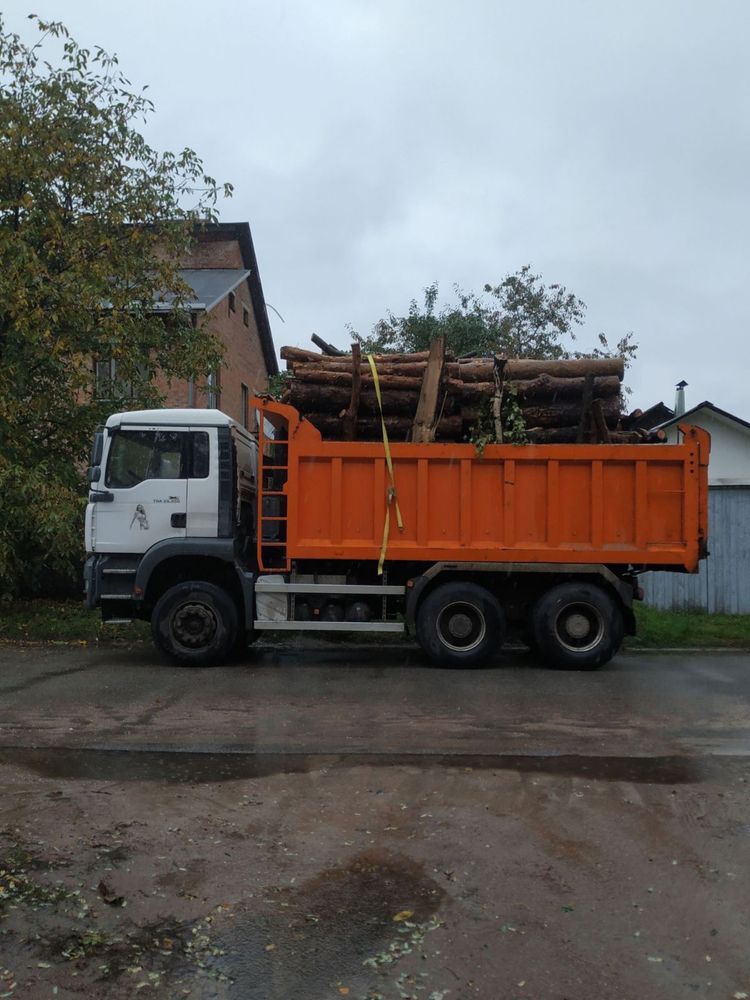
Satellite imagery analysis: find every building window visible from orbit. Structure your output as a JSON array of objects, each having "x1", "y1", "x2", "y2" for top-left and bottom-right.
[
  {"x1": 242, "y1": 304, "x2": 250, "y2": 327},
  {"x1": 228, "y1": 291, "x2": 236, "y2": 314},
  {"x1": 241, "y1": 383, "x2": 249, "y2": 428},
  {"x1": 95, "y1": 359, "x2": 148, "y2": 400},
  {"x1": 207, "y1": 371, "x2": 219, "y2": 409}
]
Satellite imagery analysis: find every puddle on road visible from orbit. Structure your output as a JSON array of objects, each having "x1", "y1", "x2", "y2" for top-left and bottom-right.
[
  {"x1": 213, "y1": 849, "x2": 445, "y2": 1000},
  {"x1": 0, "y1": 747, "x2": 730, "y2": 784}
]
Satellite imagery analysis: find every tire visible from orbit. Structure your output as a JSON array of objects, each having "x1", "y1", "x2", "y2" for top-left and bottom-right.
[
  {"x1": 531, "y1": 582, "x2": 623, "y2": 670},
  {"x1": 416, "y1": 581, "x2": 505, "y2": 668},
  {"x1": 152, "y1": 581, "x2": 238, "y2": 667}
]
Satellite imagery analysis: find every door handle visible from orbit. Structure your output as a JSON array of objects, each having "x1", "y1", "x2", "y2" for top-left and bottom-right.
[
  {"x1": 171, "y1": 513, "x2": 187, "y2": 528},
  {"x1": 89, "y1": 491, "x2": 114, "y2": 503}
]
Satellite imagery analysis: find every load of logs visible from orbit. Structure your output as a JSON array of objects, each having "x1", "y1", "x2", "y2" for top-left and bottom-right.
[{"x1": 278, "y1": 335, "x2": 665, "y2": 445}]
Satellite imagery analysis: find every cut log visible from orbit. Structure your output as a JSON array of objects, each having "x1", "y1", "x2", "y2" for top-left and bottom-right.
[
  {"x1": 456, "y1": 360, "x2": 495, "y2": 382},
  {"x1": 291, "y1": 367, "x2": 426, "y2": 391},
  {"x1": 504, "y1": 357, "x2": 625, "y2": 380},
  {"x1": 303, "y1": 413, "x2": 463, "y2": 440},
  {"x1": 280, "y1": 346, "x2": 331, "y2": 364},
  {"x1": 446, "y1": 379, "x2": 496, "y2": 399},
  {"x1": 526, "y1": 426, "x2": 647, "y2": 445},
  {"x1": 510, "y1": 374, "x2": 621, "y2": 401},
  {"x1": 342, "y1": 343, "x2": 361, "y2": 441},
  {"x1": 522, "y1": 396, "x2": 621, "y2": 429},
  {"x1": 412, "y1": 335, "x2": 446, "y2": 443},
  {"x1": 311, "y1": 333, "x2": 345, "y2": 356},
  {"x1": 591, "y1": 398, "x2": 610, "y2": 444},
  {"x1": 281, "y1": 346, "x2": 436, "y2": 365},
  {"x1": 577, "y1": 373, "x2": 595, "y2": 443},
  {"x1": 288, "y1": 384, "x2": 419, "y2": 416},
  {"x1": 289, "y1": 360, "x2": 462, "y2": 378}
]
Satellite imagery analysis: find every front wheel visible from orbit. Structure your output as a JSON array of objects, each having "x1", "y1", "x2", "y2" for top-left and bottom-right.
[
  {"x1": 531, "y1": 582, "x2": 623, "y2": 670},
  {"x1": 416, "y1": 581, "x2": 505, "y2": 668},
  {"x1": 152, "y1": 581, "x2": 238, "y2": 667}
]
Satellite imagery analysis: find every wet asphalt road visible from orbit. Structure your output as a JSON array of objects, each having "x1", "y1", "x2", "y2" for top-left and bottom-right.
[
  {"x1": 0, "y1": 640, "x2": 749, "y2": 758},
  {"x1": 0, "y1": 640, "x2": 749, "y2": 1000}
]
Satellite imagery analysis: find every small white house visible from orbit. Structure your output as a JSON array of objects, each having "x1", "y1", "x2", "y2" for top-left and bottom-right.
[
  {"x1": 643, "y1": 397, "x2": 750, "y2": 614},
  {"x1": 660, "y1": 401, "x2": 750, "y2": 486}
]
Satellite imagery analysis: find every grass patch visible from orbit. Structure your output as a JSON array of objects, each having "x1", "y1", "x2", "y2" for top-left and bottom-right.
[
  {"x1": 629, "y1": 604, "x2": 750, "y2": 649},
  {"x1": 0, "y1": 599, "x2": 148, "y2": 644},
  {"x1": 2, "y1": 599, "x2": 748, "y2": 650}
]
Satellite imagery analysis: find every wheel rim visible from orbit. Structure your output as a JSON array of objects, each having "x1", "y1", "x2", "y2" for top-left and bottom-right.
[
  {"x1": 171, "y1": 601, "x2": 218, "y2": 650},
  {"x1": 436, "y1": 601, "x2": 487, "y2": 652},
  {"x1": 554, "y1": 602, "x2": 605, "y2": 652}
]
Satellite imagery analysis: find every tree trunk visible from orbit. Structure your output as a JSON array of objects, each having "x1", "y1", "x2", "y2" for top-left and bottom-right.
[
  {"x1": 526, "y1": 426, "x2": 645, "y2": 444},
  {"x1": 342, "y1": 342, "x2": 361, "y2": 440},
  {"x1": 412, "y1": 335, "x2": 446, "y2": 443},
  {"x1": 288, "y1": 384, "x2": 419, "y2": 416},
  {"x1": 521, "y1": 397, "x2": 620, "y2": 428},
  {"x1": 303, "y1": 413, "x2": 463, "y2": 440},
  {"x1": 510, "y1": 374, "x2": 621, "y2": 401},
  {"x1": 504, "y1": 357, "x2": 625, "y2": 379},
  {"x1": 291, "y1": 367, "x2": 425, "y2": 391}
]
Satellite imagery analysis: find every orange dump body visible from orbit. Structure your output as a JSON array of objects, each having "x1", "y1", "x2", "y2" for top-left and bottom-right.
[{"x1": 255, "y1": 398, "x2": 710, "y2": 574}]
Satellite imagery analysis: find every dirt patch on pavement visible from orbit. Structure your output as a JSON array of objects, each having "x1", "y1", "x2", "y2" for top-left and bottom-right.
[{"x1": 1, "y1": 754, "x2": 749, "y2": 999}]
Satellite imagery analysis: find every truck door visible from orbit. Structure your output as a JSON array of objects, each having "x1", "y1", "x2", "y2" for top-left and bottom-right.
[
  {"x1": 93, "y1": 427, "x2": 189, "y2": 554},
  {"x1": 186, "y1": 427, "x2": 217, "y2": 537}
]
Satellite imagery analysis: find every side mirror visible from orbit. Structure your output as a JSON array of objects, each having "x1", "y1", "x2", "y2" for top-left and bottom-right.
[
  {"x1": 87, "y1": 466, "x2": 101, "y2": 483},
  {"x1": 91, "y1": 429, "x2": 104, "y2": 467}
]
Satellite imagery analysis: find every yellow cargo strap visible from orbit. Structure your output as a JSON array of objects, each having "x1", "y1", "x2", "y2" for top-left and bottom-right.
[{"x1": 367, "y1": 353, "x2": 404, "y2": 574}]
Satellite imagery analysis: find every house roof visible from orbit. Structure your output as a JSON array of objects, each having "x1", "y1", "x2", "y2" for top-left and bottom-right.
[
  {"x1": 656, "y1": 401, "x2": 750, "y2": 434},
  {"x1": 150, "y1": 223, "x2": 278, "y2": 376},
  {"x1": 192, "y1": 222, "x2": 279, "y2": 376},
  {"x1": 629, "y1": 401, "x2": 674, "y2": 430},
  {"x1": 178, "y1": 269, "x2": 251, "y2": 311}
]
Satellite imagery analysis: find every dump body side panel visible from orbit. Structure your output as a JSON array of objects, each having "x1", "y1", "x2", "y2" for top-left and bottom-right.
[{"x1": 255, "y1": 399, "x2": 709, "y2": 573}]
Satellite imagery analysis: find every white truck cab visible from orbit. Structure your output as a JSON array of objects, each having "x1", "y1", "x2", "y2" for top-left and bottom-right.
[{"x1": 84, "y1": 408, "x2": 259, "y2": 662}]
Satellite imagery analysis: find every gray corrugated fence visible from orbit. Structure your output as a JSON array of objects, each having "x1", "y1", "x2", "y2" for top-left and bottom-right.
[{"x1": 643, "y1": 487, "x2": 750, "y2": 614}]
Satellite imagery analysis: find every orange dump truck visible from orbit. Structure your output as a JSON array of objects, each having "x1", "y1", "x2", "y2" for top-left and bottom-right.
[
  {"x1": 84, "y1": 397, "x2": 709, "y2": 669},
  {"x1": 250, "y1": 397, "x2": 709, "y2": 669}
]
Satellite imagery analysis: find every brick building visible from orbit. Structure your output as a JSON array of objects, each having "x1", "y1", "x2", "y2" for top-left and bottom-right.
[{"x1": 96, "y1": 222, "x2": 278, "y2": 428}]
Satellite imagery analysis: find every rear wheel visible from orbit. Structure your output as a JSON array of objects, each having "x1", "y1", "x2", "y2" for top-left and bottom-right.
[
  {"x1": 152, "y1": 581, "x2": 238, "y2": 667},
  {"x1": 416, "y1": 581, "x2": 505, "y2": 668},
  {"x1": 531, "y1": 582, "x2": 623, "y2": 670}
]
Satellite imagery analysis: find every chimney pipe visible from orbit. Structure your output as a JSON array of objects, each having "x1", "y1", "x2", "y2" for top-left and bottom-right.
[{"x1": 674, "y1": 380, "x2": 688, "y2": 418}]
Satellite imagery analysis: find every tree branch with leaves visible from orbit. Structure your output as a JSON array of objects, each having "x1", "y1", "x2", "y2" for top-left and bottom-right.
[{"x1": 0, "y1": 15, "x2": 232, "y2": 594}]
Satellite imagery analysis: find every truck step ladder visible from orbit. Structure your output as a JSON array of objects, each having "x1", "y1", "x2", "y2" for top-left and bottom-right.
[{"x1": 257, "y1": 413, "x2": 291, "y2": 572}]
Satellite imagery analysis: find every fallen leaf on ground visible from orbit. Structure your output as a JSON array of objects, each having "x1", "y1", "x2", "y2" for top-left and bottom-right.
[{"x1": 393, "y1": 910, "x2": 414, "y2": 922}]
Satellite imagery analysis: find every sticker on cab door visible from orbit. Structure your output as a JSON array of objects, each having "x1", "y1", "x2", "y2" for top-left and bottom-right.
[{"x1": 130, "y1": 504, "x2": 150, "y2": 531}]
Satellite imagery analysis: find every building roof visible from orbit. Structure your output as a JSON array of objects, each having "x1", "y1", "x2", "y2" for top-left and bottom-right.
[
  {"x1": 629, "y1": 401, "x2": 674, "y2": 431},
  {"x1": 179, "y1": 268, "x2": 251, "y2": 311},
  {"x1": 150, "y1": 222, "x2": 278, "y2": 376},
  {"x1": 656, "y1": 401, "x2": 750, "y2": 434},
  {"x1": 193, "y1": 222, "x2": 278, "y2": 376}
]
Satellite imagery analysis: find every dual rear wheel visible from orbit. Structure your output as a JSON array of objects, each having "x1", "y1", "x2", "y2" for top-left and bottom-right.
[{"x1": 415, "y1": 579, "x2": 623, "y2": 670}]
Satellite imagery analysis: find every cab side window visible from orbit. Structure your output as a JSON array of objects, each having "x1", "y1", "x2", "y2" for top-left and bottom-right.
[
  {"x1": 106, "y1": 431, "x2": 209, "y2": 488},
  {"x1": 191, "y1": 432, "x2": 210, "y2": 478}
]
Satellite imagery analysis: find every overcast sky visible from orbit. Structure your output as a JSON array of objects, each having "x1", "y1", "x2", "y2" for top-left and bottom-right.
[{"x1": 6, "y1": 0, "x2": 750, "y2": 415}]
